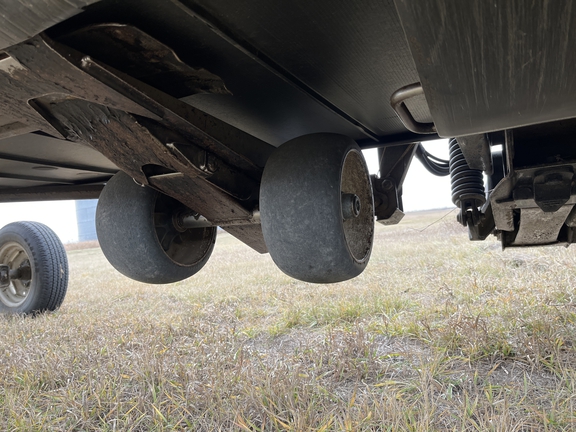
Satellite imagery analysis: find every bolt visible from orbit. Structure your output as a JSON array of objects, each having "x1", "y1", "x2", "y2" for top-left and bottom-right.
[
  {"x1": 381, "y1": 178, "x2": 394, "y2": 191},
  {"x1": 342, "y1": 193, "x2": 361, "y2": 220},
  {"x1": 206, "y1": 156, "x2": 218, "y2": 173},
  {"x1": 353, "y1": 195, "x2": 361, "y2": 216},
  {"x1": 377, "y1": 194, "x2": 389, "y2": 210}
]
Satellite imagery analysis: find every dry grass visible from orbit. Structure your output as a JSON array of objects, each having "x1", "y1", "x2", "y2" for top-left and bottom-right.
[
  {"x1": 65, "y1": 240, "x2": 100, "y2": 252},
  {"x1": 2, "y1": 209, "x2": 576, "y2": 430}
]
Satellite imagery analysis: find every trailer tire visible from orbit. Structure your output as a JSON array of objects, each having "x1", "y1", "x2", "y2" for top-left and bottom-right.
[{"x1": 0, "y1": 221, "x2": 68, "y2": 314}]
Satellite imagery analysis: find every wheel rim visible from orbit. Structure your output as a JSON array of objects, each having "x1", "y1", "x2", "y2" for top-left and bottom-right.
[
  {"x1": 153, "y1": 194, "x2": 215, "y2": 267},
  {"x1": 0, "y1": 241, "x2": 32, "y2": 308},
  {"x1": 341, "y1": 149, "x2": 374, "y2": 263}
]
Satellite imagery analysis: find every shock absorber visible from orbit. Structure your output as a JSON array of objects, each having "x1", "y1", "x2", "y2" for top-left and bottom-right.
[{"x1": 449, "y1": 138, "x2": 486, "y2": 226}]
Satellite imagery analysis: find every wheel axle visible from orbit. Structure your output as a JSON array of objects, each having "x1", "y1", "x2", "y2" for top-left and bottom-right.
[
  {"x1": 175, "y1": 210, "x2": 261, "y2": 230},
  {"x1": 0, "y1": 264, "x2": 31, "y2": 288},
  {"x1": 342, "y1": 193, "x2": 361, "y2": 220}
]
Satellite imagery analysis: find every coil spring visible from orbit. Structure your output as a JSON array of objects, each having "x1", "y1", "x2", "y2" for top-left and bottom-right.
[{"x1": 449, "y1": 138, "x2": 485, "y2": 207}]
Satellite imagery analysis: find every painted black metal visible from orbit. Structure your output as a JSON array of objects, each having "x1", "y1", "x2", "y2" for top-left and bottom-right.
[
  {"x1": 533, "y1": 168, "x2": 573, "y2": 214},
  {"x1": 372, "y1": 144, "x2": 417, "y2": 224},
  {"x1": 487, "y1": 151, "x2": 505, "y2": 193},
  {"x1": 170, "y1": 0, "x2": 381, "y2": 142},
  {"x1": 356, "y1": 132, "x2": 440, "y2": 150},
  {"x1": 0, "y1": 152, "x2": 116, "y2": 174},
  {"x1": 395, "y1": 0, "x2": 576, "y2": 137},
  {"x1": 455, "y1": 134, "x2": 493, "y2": 174},
  {"x1": 372, "y1": 176, "x2": 402, "y2": 223},
  {"x1": 51, "y1": 0, "x2": 427, "y2": 144},
  {"x1": 467, "y1": 204, "x2": 495, "y2": 242},
  {"x1": 511, "y1": 118, "x2": 576, "y2": 169},
  {"x1": 378, "y1": 144, "x2": 417, "y2": 187},
  {"x1": 0, "y1": 184, "x2": 103, "y2": 203}
]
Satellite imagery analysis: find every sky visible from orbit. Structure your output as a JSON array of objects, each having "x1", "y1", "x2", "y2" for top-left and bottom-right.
[
  {"x1": 0, "y1": 139, "x2": 454, "y2": 244},
  {"x1": 363, "y1": 138, "x2": 454, "y2": 212}
]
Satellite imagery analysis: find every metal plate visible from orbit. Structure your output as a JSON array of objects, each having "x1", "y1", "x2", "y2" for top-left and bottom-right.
[
  {"x1": 395, "y1": 0, "x2": 576, "y2": 137},
  {"x1": 0, "y1": 0, "x2": 99, "y2": 50},
  {"x1": 50, "y1": 0, "x2": 430, "y2": 144}
]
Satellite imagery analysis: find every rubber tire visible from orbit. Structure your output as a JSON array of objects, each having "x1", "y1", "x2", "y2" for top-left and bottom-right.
[
  {"x1": 0, "y1": 221, "x2": 68, "y2": 315},
  {"x1": 260, "y1": 133, "x2": 374, "y2": 283},
  {"x1": 96, "y1": 171, "x2": 216, "y2": 284}
]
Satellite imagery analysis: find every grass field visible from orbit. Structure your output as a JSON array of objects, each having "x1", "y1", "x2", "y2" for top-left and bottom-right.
[{"x1": 2, "y1": 209, "x2": 576, "y2": 430}]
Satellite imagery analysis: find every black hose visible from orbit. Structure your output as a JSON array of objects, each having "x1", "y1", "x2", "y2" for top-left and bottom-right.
[{"x1": 414, "y1": 143, "x2": 450, "y2": 177}]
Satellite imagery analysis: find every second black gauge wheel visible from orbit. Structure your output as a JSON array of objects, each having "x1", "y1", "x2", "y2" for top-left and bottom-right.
[
  {"x1": 96, "y1": 171, "x2": 216, "y2": 284},
  {"x1": 260, "y1": 133, "x2": 374, "y2": 283}
]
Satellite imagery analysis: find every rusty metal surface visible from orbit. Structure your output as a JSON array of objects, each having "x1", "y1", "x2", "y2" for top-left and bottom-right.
[
  {"x1": 372, "y1": 176, "x2": 404, "y2": 224},
  {"x1": 0, "y1": 0, "x2": 99, "y2": 50},
  {"x1": 513, "y1": 206, "x2": 573, "y2": 246},
  {"x1": 377, "y1": 208, "x2": 404, "y2": 226},
  {"x1": 0, "y1": 26, "x2": 270, "y2": 251},
  {"x1": 147, "y1": 173, "x2": 252, "y2": 224},
  {"x1": 35, "y1": 99, "x2": 187, "y2": 183},
  {"x1": 75, "y1": 52, "x2": 272, "y2": 177},
  {"x1": 59, "y1": 24, "x2": 231, "y2": 98},
  {"x1": 223, "y1": 225, "x2": 267, "y2": 254},
  {"x1": 39, "y1": 95, "x2": 261, "y2": 204},
  {"x1": 1, "y1": 35, "x2": 157, "y2": 137}
]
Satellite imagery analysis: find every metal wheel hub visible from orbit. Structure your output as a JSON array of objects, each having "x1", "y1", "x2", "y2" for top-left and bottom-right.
[
  {"x1": 341, "y1": 150, "x2": 373, "y2": 263},
  {"x1": 0, "y1": 242, "x2": 32, "y2": 307}
]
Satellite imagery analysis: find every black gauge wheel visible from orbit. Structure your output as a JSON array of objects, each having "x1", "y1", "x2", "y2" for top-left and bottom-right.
[
  {"x1": 260, "y1": 133, "x2": 374, "y2": 283},
  {"x1": 96, "y1": 171, "x2": 216, "y2": 284}
]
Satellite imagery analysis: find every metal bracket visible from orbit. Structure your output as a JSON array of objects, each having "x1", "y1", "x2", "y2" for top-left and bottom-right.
[
  {"x1": 533, "y1": 167, "x2": 574, "y2": 213},
  {"x1": 371, "y1": 176, "x2": 405, "y2": 225},
  {"x1": 390, "y1": 82, "x2": 436, "y2": 134}
]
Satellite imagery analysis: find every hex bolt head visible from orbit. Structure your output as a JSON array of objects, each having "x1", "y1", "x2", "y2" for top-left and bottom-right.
[{"x1": 381, "y1": 178, "x2": 394, "y2": 190}]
